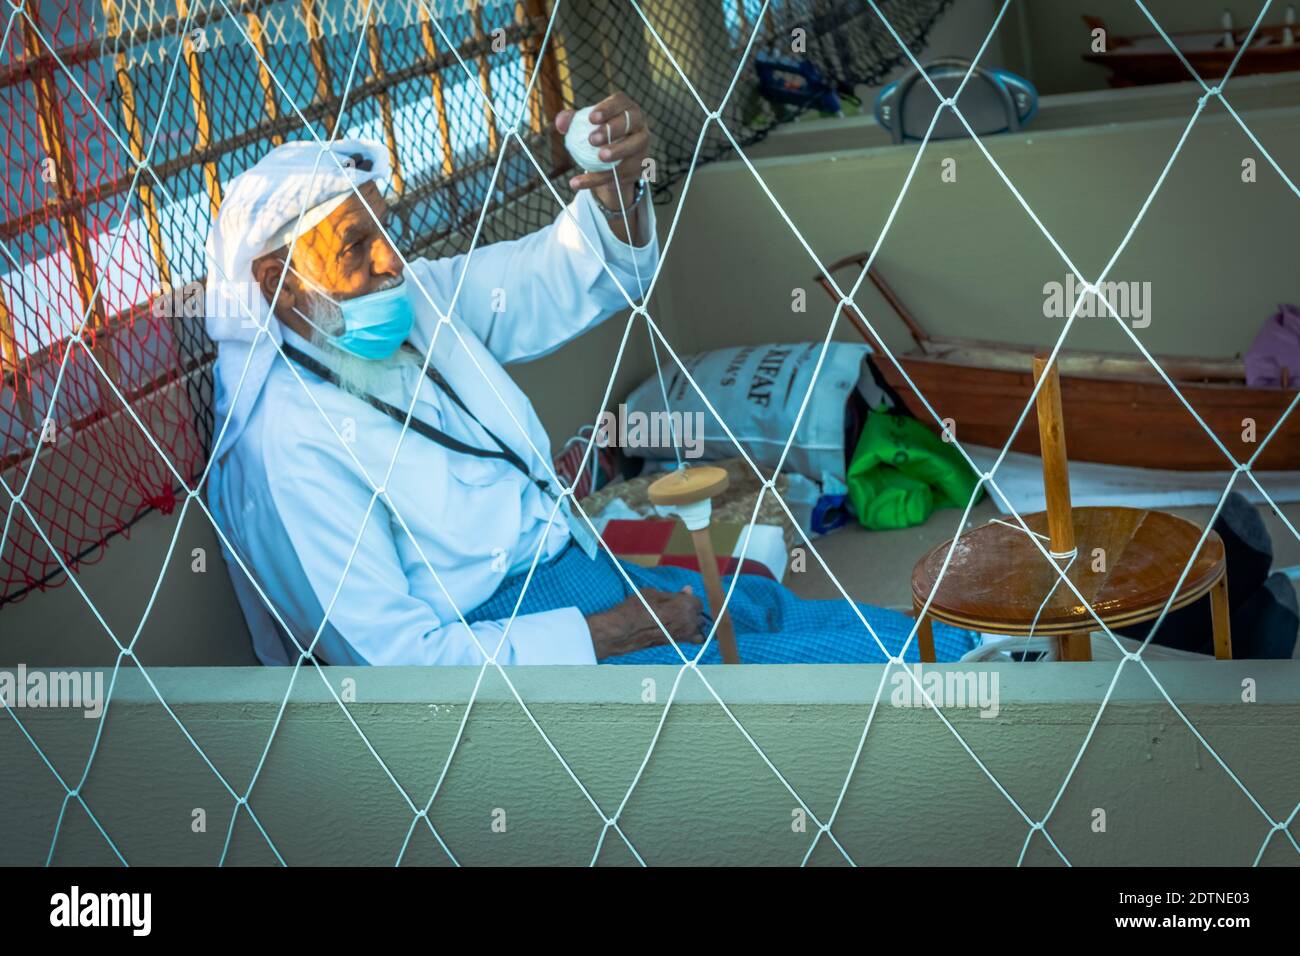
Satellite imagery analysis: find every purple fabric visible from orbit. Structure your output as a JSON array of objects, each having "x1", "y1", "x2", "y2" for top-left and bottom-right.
[{"x1": 1245, "y1": 304, "x2": 1300, "y2": 387}]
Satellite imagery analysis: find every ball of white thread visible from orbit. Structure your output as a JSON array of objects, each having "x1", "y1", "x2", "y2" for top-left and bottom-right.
[
  {"x1": 564, "y1": 105, "x2": 619, "y2": 172},
  {"x1": 669, "y1": 498, "x2": 713, "y2": 532}
]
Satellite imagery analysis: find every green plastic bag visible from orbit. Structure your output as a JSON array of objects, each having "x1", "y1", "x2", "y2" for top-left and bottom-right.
[{"x1": 846, "y1": 410, "x2": 983, "y2": 530}]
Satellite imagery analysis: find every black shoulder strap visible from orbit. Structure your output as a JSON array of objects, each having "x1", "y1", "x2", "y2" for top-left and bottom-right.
[{"x1": 281, "y1": 342, "x2": 551, "y2": 495}]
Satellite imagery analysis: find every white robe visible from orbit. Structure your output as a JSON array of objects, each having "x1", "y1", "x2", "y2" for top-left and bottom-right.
[{"x1": 209, "y1": 191, "x2": 659, "y2": 666}]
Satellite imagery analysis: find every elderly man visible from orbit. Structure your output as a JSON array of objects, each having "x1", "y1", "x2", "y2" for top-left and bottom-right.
[{"x1": 207, "y1": 93, "x2": 976, "y2": 666}]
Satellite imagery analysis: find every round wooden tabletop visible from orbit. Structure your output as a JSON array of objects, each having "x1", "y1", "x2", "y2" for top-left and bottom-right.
[
  {"x1": 647, "y1": 465, "x2": 730, "y2": 506},
  {"x1": 911, "y1": 506, "x2": 1226, "y2": 635}
]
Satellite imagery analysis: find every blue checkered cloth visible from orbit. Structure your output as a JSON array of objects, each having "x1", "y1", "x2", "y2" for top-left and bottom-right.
[{"x1": 466, "y1": 541, "x2": 976, "y2": 663}]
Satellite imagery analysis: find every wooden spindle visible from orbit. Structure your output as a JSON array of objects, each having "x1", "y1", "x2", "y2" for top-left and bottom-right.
[
  {"x1": 647, "y1": 466, "x2": 741, "y2": 664},
  {"x1": 1032, "y1": 354, "x2": 1090, "y2": 661}
]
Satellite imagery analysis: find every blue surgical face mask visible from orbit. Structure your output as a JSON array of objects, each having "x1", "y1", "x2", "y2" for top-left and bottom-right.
[{"x1": 292, "y1": 272, "x2": 414, "y2": 361}]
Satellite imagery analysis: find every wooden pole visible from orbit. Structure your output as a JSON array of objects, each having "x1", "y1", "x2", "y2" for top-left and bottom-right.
[
  {"x1": 365, "y1": 3, "x2": 405, "y2": 196},
  {"x1": 689, "y1": 525, "x2": 741, "y2": 665},
  {"x1": 21, "y1": 10, "x2": 105, "y2": 336},
  {"x1": 101, "y1": 0, "x2": 173, "y2": 296},
  {"x1": 246, "y1": 10, "x2": 285, "y2": 148},
  {"x1": 469, "y1": 0, "x2": 501, "y2": 156},
  {"x1": 176, "y1": 0, "x2": 222, "y2": 220},
  {"x1": 418, "y1": 4, "x2": 462, "y2": 226},
  {"x1": 1033, "y1": 354, "x2": 1073, "y2": 556},
  {"x1": 520, "y1": 0, "x2": 569, "y2": 172},
  {"x1": 300, "y1": 0, "x2": 335, "y2": 107},
  {"x1": 20, "y1": 5, "x2": 125, "y2": 389},
  {"x1": 0, "y1": 290, "x2": 36, "y2": 434},
  {"x1": 1032, "y1": 354, "x2": 1090, "y2": 661}
]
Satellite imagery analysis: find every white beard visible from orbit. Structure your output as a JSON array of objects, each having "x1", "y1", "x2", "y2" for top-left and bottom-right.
[
  {"x1": 300, "y1": 303, "x2": 418, "y2": 400},
  {"x1": 310, "y1": 329, "x2": 423, "y2": 399},
  {"x1": 302, "y1": 287, "x2": 423, "y2": 399}
]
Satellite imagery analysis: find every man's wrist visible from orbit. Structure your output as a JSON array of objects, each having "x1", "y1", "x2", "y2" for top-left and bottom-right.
[
  {"x1": 591, "y1": 178, "x2": 646, "y2": 219},
  {"x1": 586, "y1": 607, "x2": 652, "y2": 659},
  {"x1": 586, "y1": 609, "x2": 617, "y2": 658}
]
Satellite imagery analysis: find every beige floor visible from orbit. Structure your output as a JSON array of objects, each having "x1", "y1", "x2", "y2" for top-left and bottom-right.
[{"x1": 784, "y1": 498, "x2": 1300, "y2": 658}]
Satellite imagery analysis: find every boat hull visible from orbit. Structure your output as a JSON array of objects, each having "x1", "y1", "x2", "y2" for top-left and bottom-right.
[{"x1": 877, "y1": 354, "x2": 1300, "y2": 472}]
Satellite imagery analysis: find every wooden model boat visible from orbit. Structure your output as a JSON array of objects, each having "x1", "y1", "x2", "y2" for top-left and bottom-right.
[
  {"x1": 1081, "y1": 12, "x2": 1300, "y2": 87},
  {"x1": 817, "y1": 252, "x2": 1299, "y2": 472}
]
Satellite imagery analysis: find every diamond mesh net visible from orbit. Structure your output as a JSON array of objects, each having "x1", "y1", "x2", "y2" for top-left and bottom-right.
[{"x1": 2, "y1": 0, "x2": 1295, "y2": 867}]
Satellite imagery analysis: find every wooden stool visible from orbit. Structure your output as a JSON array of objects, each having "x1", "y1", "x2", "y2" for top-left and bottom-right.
[
  {"x1": 647, "y1": 465, "x2": 742, "y2": 664},
  {"x1": 911, "y1": 356, "x2": 1233, "y2": 662},
  {"x1": 912, "y1": 506, "x2": 1231, "y2": 661}
]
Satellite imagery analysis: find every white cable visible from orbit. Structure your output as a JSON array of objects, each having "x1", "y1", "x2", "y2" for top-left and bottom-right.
[{"x1": 565, "y1": 99, "x2": 684, "y2": 470}]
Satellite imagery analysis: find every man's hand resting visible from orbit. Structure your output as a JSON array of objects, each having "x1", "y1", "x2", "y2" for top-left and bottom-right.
[{"x1": 586, "y1": 586, "x2": 705, "y2": 660}]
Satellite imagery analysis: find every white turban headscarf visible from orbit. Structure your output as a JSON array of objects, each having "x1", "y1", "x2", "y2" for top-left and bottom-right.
[{"x1": 204, "y1": 138, "x2": 391, "y2": 462}]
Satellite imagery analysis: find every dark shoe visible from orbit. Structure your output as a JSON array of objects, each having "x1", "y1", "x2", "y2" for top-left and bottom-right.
[{"x1": 1215, "y1": 491, "x2": 1272, "y2": 612}]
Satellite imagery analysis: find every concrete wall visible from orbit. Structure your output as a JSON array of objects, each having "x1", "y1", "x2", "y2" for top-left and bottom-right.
[
  {"x1": 1, "y1": 662, "x2": 1295, "y2": 866},
  {"x1": 0, "y1": 496, "x2": 256, "y2": 667},
  {"x1": 659, "y1": 76, "x2": 1300, "y2": 364}
]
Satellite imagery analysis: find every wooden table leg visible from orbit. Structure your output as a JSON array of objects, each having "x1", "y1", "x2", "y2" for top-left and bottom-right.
[
  {"x1": 1056, "y1": 632, "x2": 1092, "y2": 661},
  {"x1": 912, "y1": 596, "x2": 936, "y2": 663},
  {"x1": 1210, "y1": 571, "x2": 1233, "y2": 660}
]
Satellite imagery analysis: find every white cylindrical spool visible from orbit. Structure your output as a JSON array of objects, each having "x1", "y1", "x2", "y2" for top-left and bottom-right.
[
  {"x1": 671, "y1": 498, "x2": 712, "y2": 532},
  {"x1": 564, "y1": 105, "x2": 619, "y2": 172}
]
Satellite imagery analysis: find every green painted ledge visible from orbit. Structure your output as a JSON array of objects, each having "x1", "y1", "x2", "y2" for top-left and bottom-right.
[{"x1": 1, "y1": 662, "x2": 1297, "y2": 866}]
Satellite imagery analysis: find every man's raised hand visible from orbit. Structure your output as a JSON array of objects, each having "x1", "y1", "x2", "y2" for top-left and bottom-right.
[{"x1": 555, "y1": 91, "x2": 652, "y2": 218}]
